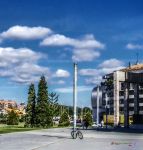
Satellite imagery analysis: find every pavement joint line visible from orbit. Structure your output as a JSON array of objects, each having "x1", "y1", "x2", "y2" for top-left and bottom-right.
[{"x1": 31, "y1": 139, "x2": 64, "y2": 150}]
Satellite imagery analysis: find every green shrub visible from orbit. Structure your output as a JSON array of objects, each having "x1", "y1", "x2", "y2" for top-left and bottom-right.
[
  {"x1": 59, "y1": 111, "x2": 70, "y2": 127},
  {"x1": 7, "y1": 110, "x2": 19, "y2": 125}
]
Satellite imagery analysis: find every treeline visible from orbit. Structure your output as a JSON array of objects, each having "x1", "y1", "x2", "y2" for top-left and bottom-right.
[
  {"x1": 25, "y1": 75, "x2": 57, "y2": 127},
  {"x1": 25, "y1": 75, "x2": 92, "y2": 128},
  {"x1": 0, "y1": 75, "x2": 92, "y2": 127}
]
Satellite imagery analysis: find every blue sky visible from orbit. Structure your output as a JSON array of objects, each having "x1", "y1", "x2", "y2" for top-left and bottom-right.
[{"x1": 0, "y1": 0, "x2": 143, "y2": 107}]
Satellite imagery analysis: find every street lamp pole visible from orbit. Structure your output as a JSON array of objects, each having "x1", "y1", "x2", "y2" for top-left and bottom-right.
[
  {"x1": 73, "y1": 63, "x2": 77, "y2": 132},
  {"x1": 97, "y1": 85, "x2": 99, "y2": 125},
  {"x1": 105, "y1": 93, "x2": 108, "y2": 129}
]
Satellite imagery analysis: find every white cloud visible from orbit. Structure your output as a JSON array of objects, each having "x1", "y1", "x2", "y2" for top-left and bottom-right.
[
  {"x1": 72, "y1": 49, "x2": 100, "y2": 62},
  {"x1": 14, "y1": 63, "x2": 49, "y2": 75},
  {"x1": 126, "y1": 43, "x2": 143, "y2": 50},
  {"x1": 0, "y1": 47, "x2": 43, "y2": 67},
  {"x1": 50, "y1": 80, "x2": 65, "y2": 85},
  {"x1": 79, "y1": 58, "x2": 125, "y2": 85},
  {"x1": 41, "y1": 33, "x2": 104, "y2": 62},
  {"x1": 55, "y1": 86, "x2": 92, "y2": 93},
  {"x1": 98, "y1": 58, "x2": 124, "y2": 69},
  {"x1": 40, "y1": 34, "x2": 72, "y2": 46},
  {"x1": 53, "y1": 69, "x2": 70, "y2": 78},
  {"x1": 40, "y1": 34, "x2": 104, "y2": 49},
  {"x1": 0, "y1": 25, "x2": 52, "y2": 41},
  {"x1": 79, "y1": 69, "x2": 98, "y2": 76},
  {"x1": 0, "y1": 47, "x2": 51, "y2": 84},
  {"x1": 85, "y1": 76, "x2": 103, "y2": 85}
]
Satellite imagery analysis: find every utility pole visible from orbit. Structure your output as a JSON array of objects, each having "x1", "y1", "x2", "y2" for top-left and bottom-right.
[
  {"x1": 81, "y1": 105, "x2": 83, "y2": 121},
  {"x1": 97, "y1": 85, "x2": 99, "y2": 125},
  {"x1": 73, "y1": 63, "x2": 77, "y2": 132},
  {"x1": 105, "y1": 93, "x2": 108, "y2": 129}
]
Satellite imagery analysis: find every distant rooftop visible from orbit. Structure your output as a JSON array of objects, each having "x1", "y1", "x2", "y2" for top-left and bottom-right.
[{"x1": 120, "y1": 63, "x2": 143, "y2": 72}]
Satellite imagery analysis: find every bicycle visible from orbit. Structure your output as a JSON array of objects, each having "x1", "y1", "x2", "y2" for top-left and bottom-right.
[{"x1": 71, "y1": 128, "x2": 83, "y2": 139}]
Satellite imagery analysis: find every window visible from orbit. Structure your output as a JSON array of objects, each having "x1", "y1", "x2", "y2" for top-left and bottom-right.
[
  {"x1": 139, "y1": 106, "x2": 143, "y2": 111},
  {"x1": 119, "y1": 99, "x2": 124, "y2": 104},
  {"x1": 120, "y1": 82, "x2": 124, "y2": 91},
  {"x1": 129, "y1": 98, "x2": 134, "y2": 103},
  {"x1": 139, "y1": 98, "x2": 143, "y2": 103},
  {"x1": 129, "y1": 107, "x2": 134, "y2": 111},
  {"x1": 130, "y1": 83, "x2": 134, "y2": 90}
]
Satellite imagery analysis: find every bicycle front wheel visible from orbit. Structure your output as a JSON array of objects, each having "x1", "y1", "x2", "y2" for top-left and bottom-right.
[
  {"x1": 77, "y1": 131, "x2": 83, "y2": 139},
  {"x1": 71, "y1": 131, "x2": 77, "y2": 139}
]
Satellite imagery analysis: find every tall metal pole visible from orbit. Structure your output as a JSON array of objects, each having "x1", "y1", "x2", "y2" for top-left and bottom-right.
[
  {"x1": 97, "y1": 85, "x2": 99, "y2": 125},
  {"x1": 105, "y1": 93, "x2": 108, "y2": 129},
  {"x1": 73, "y1": 63, "x2": 77, "y2": 131}
]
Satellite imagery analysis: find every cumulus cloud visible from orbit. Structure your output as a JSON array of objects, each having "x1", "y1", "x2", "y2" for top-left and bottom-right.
[
  {"x1": 0, "y1": 47, "x2": 43, "y2": 67},
  {"x1": 72, "y1": 49, "x2": 100, "y2": 62},
  {"x1": 53, "y1": 69, "x2": 70, "y2": 78},
  {"x1": 0, "y1": 47, "x2": 50, "y2": 84},
  {"x1": 79, "y1": 69, "x2": 98, "y2": 76},
  {"x1": 0, "y1": 25, "x2": 52, "y2": 41},
  {"x1": 79, "y1": 58, "x2": 125, "y2": 85},
  {"x1": 55, "y1": 86, "x2": 92, "y2": 93},
  {"x1": 0, "y1": 25, "x2": 104, "y2": 62},
  {"x1": 41, "y1": 34, "x2": 104, "y2": 62},
  {"x1": 98, "y1": 58, "x2": 124, "y2": 69},
  {"x1": 126, "y1": 43, "x2": 143, "y2": 50},
  {"x1": 85, "y1": 76, "x2": 103, "y2": 85},
  {"x1": 41, "y1": 34, "x2": 104, "y2": 49},
  {"x1": 50, "y1": 80, "x2": 65, "y2": 85}
]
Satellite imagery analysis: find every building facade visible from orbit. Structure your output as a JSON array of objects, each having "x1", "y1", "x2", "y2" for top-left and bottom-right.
[
  {"x1": 91, "y1": 86, "x2": 104, "y2": 123},
  {"x1": 91, "y1": 64, "x2": 143, "y2": 127},
  {"x1": 0, "y1": 100, "x2": 26, "y2": 115},
  {"x1": 0, "y1": 100, "x2": 17, "y2": 114}
]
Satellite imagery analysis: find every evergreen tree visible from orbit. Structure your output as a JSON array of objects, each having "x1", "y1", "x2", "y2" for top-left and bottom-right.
[
  {"x1": 35, "y1": 75, "x2": 52, "y2": 127},
  {"x1": 59, "y1": 111, "x2": 70, "y2": 127},
  {"x1": 0, "y1": 113, "x2": 7, "y2": 124},
  {"x1": 25, "y1": 83, "x2": 36, "y2": 127},
  {"x1": 49, "y1": 92, "x2": 59, "y2": 120},
  {"x1": 84, "y1": 111, "x2": 93, "y2": 126},
  {"x1": 7, "y1": 110, "x2": 19, "y2": 125}
]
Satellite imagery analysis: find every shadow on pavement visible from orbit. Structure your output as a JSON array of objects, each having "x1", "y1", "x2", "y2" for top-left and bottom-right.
[{"x1": 42, "y1": 134, "x2": 72, "y2": 139}]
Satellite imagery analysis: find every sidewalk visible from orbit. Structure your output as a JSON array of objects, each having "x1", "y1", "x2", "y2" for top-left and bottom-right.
[{"x1": 89, "y1": 126, "x2": 143, "y2": 133}]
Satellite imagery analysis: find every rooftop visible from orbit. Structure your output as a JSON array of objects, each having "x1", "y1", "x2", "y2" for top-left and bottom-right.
[{"x1": 120, "y1": 63, "x2": 143, "y2": 72}]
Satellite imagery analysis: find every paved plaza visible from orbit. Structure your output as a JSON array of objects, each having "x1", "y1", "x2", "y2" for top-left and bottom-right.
[{"x1": 0, "y1": 128, "x2": 143, "y2": 150}]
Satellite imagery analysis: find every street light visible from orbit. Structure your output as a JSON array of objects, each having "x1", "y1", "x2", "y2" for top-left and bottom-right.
[
  {"x1": 73, "y1": 63, "x2": 77, "y2": 132},
  {"x1": 105, "y1": 93, "x2": 108, "y2": 129},
  {"x1": 96, "y1": 85, "x2": 99, "y2": 125}
]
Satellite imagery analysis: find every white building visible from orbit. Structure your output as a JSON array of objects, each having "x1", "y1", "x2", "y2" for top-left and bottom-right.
[{"x1": 91, "y1": 63, "x2": 143, "y2": 127}]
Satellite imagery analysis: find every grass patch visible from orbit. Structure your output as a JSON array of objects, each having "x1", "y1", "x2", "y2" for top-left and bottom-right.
[
  {"x1": 0, "y1": 124, "x2": 69, "y2": 134},
  {"x1": 0, "y1": 124, "x2": 41, "y2": 134}
]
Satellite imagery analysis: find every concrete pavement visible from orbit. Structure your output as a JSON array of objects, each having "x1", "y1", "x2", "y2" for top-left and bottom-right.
[{"x1": 0, "y1": 128, "x2": 143, "y2": 150}]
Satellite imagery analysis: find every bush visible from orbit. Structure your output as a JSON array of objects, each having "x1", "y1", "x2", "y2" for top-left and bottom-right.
[
  {"x1": 59, "y1": 111, "x2": 70, "y2": 127},
  {"x1": 19, "y1": 115, "x2": 25, "y2": 123},
  {"x1": 7, "y1": 110, "x2": 19, "y2": 125},
  {"x1": 84, "y1": 112, "x2": 93, "y2": 126},
  {"x1": 0, "y1": 113, "x2": 7, "y2": 124}
]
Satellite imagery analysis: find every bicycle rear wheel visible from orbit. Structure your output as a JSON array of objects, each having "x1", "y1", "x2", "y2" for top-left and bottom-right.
[
  {"x1": 71, "y1": 131, "x2": 77, "y2": 139},
  {"x1": 77, "y1": 131, "x2": 83, "y2": 139}
]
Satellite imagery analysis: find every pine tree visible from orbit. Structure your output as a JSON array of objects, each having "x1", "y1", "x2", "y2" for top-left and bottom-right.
[
  {"x1": 49, "y1": 92, "x2": 59, "y2": 120},
  {"x1": 7, "y1": 110, "x2": 19, "y2": 125},
  {"x1": 35, "y1": 75, "x2": 52, "y2": 127},
  {"x1": 84, "y1": 111, "x2": 93, "y2": 126},
  {"x1": 25, "y1": 83, "x2": 36, "y2": 127},
  {"x1": 59, "y1": 111, "x2": 70, "y2": 127}
]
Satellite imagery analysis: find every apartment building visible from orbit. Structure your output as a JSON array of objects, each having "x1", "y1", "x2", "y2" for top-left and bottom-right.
[
  {"x1": 0, "y1": 100, "x2": 17, "y2": 114},
  {"x1": 91, "y1": 63, "x2": 143, "y2": 127}
]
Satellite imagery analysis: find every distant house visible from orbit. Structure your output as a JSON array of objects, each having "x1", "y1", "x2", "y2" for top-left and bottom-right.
[
  {"x1": 0, "y1": 100, "x2": 26, "y2": 115},
  {"x1": 0, "y1": 100, "x2": 17, "y2": 114}
]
